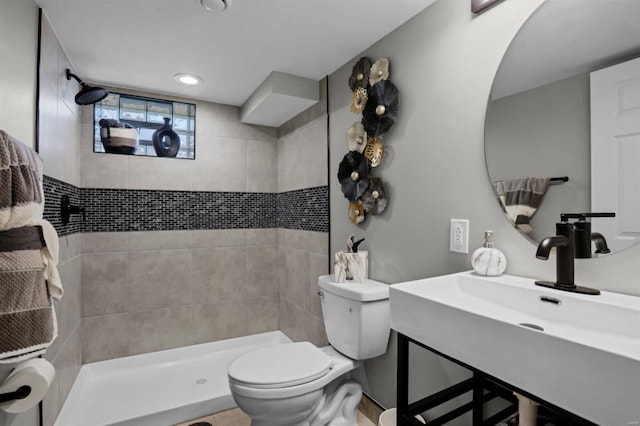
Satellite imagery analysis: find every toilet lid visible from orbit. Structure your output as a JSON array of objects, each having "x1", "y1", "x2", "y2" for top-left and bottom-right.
[{"x1": 228, "y1": 342, "x2": 333, "y2": 389}]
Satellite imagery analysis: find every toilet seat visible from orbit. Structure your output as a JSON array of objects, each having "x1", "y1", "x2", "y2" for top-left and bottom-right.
[{"x1": 228, "y1": 342, "x2": 333, "y2": 389}]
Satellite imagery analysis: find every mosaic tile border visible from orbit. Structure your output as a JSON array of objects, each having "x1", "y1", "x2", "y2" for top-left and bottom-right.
[{"x1": 43, "y1": 176, "x2": 328, "y2": 235}]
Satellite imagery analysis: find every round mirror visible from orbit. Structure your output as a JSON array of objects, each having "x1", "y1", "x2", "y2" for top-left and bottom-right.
[{"x1": 485, "y1": 0, "x2": 640, "y2": 256}]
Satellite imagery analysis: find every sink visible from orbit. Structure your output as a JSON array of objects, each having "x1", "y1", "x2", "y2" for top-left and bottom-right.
[{"x1": 390, "y1": 271, "x2": 640, "y2": 426}]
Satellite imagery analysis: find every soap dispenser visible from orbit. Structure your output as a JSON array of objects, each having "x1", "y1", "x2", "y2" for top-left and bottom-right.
[{"x1": 471, "y1": 230, "x2": 507, "y2": 276}]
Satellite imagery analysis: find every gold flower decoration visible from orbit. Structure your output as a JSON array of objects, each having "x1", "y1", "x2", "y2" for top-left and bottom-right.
[
  {"x1": 348, "y1": 200, "x2": 365, "y2": 224},
  {"x1": 369, "y1": 58, "x2": 390, "y2": 86},
  {"x1": 347, "y1": 122, "x2": 368, "y2": 153},
  {"x1": 364, "y1": 137, "x2": 384, "y2": 167},
  {"x1": 350, "y1": 87, "x2": 368, "y2": 113}
]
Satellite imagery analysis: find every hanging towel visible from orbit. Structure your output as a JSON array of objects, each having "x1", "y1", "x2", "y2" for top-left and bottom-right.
[
  {"x1": 495, "y1": 178, "x2": 550, "y2": 236},
  {"x1": 0, "y1": 130, "x2": 62, "y2": 363}
]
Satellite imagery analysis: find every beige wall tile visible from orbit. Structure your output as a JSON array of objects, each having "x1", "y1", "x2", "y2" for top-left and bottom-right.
[
  {"x1": 192, "y1": 229, "x2": 246, "y2": 248},
  {"x1": 127, "y1": 155, "x2": 194, "y2": 191},
  {"x1": 246, "y1": 246, "x2": 278, "y2": 297},
  {"x1": 309, "y1": 253, "x2": 328, "y2": 318},
  {"x1": 246, "y1": 138, "x2": 277, "y2": 193},
  {"x1": 81, "y1": 142, "x2": 129, "y2": 189},
  {"x1": 82, "y1": 313, "x2": 130, "y2": 363},
  {"x1": 244, "y1": 296, "x2": 279, "y2": 335},
  {"x1": 303, "y1": 311, "x2": 328, "y2": 347},
  {"x1": 41, "y1": 369, "x2": 60, "y2": 426},
  {"x1": 192, "y1": 247, "x2": 247, "y2": 303},
  {"x1": 128, "y1": 306, "x2": 194, "y2": 355},
  {"x1": 196, "y1": 102, "x2": 246, "y2": 139},
  {"x1": 82, "y1": 252, "x2": 128, "y2": 317},
  {"x1": 127, "y1": 249, "x2": 193, "y2": 311},
  {"x1": 190, "y1": 136, "x2": 247, "y2": 192},
  {"x1": 279, "y1": 246, "x2": 311, "y2": 310},
  {"x1": 58, "y1": 234, "x2": 81, "y2": 263},
  {"x1": 192, "y1": 300, "x2": 248, "y2": 344},
  {"x1": 246, "y1": 124, "x2": 278, "y2": 142},
  {"x1": 278, "y1": 299, "x2": 306, "y2": 342},
  {"x1": 277, "y1": 119, "x2": 328, "y2": 193},
  {"x1": 81, "y1": 232, "x2": 128, "y2": 253},
  {"x1": 246, "y1": 228, "x2": 277, "y2": 246},
  {"x1": 53, "y1": 324, "x2": 82, "y2": 408},
  {"x1": 53, "y1": 257, "x2": 81, "y2": 353},
  {"x1": 127, "y1": 230, "x2": 192, "y2": 251}
]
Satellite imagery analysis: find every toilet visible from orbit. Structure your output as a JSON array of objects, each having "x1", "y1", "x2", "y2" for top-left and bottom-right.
[{"x1": 228, "y1": 274, "x2": 391, "y2": 426}]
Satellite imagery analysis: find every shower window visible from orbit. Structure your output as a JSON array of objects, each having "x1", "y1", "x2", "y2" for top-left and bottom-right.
[{"x1": 93, "y1": 93, "x2": 196, "y2": 159}]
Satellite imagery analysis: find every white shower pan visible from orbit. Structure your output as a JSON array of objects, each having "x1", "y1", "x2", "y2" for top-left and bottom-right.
[{"x1": 55, "y1": 331, "x2": 290, "y2": 426}]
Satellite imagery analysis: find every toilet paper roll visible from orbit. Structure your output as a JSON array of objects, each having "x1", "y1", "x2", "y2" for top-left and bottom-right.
[{"x1": 0, "y1": 359, "x2": 55, "y2": 413}]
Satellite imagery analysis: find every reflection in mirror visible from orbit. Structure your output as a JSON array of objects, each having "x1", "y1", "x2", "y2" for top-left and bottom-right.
[
  {"x1": 94, "y1": 93, "x2": 196, "y2": 159},
  {"x1": 485, "y1": 0, "x2": 640, "y2": 256}
]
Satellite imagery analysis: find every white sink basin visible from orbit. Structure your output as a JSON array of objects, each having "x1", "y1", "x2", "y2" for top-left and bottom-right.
[{"x1": 390, "y1": 271, "x2": 640, "y2": 425}]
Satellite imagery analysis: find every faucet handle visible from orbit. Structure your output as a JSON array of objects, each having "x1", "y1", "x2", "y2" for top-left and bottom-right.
[{"x1": 560, "y1": 212, "x2": 615, "y2": 222}]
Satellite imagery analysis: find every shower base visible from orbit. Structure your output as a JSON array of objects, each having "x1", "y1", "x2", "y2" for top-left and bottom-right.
[{"x1": 54, "y1": 331, "x2": 290, "y2": 426}]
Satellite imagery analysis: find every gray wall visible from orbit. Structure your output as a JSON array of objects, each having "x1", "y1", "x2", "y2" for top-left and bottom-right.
[
  {"x1": 485, "y1": 73, "x2": 591, "y2": 242},
  {"x1": 0, "y1": 0, "x2": 37, "y2": 147},
  {"x1": 328, "y1": 0, "x2": 640, "y2": 412}
]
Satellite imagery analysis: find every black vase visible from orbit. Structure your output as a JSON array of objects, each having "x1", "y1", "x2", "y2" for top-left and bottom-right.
[{"x1": 152, "y1": 117, "x2": 181, "y2": 157}]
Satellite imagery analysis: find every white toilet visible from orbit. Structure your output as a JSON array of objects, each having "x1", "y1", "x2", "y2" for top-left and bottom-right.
[{"x1": 228, "y1": 274, "x2": 391, "y2": 426}]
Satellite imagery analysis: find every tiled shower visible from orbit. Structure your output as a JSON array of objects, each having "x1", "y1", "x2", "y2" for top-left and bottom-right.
[{"x1": 37, "y1": 13, "x2": 330, "y2": 425}]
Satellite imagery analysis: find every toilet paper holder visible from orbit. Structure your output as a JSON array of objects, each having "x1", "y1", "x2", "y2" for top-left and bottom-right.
[{"x1": 0, "y1": 386, "x2": 31, "y2": 404}]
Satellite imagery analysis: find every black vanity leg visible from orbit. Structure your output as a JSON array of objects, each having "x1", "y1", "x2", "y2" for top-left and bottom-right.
[
  {"x1": 397, "y1": 333, "x2": 410, "y2": 426},
  {"x1": 472, "y1": 372, "x2": 483, "y2": 425}
]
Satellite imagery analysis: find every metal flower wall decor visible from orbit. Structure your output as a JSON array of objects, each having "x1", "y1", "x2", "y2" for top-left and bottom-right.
[{"x1": 338, "y1": 56, "x2": 398, "y2": 225}]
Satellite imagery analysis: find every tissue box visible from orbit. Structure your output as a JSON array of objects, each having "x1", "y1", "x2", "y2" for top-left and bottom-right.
[{"x1": 334, "y1": 251, "x2": 368, "y2": 283}]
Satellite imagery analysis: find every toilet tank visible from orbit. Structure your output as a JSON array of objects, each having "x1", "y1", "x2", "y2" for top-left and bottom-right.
[{"x1": 318, "y1": 275, "x2": 390, "y2": 360}]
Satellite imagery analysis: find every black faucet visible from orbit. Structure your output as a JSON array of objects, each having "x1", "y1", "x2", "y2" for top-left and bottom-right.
[{"x1": 534, "y1": 212, "x2": 615, "y2": 296}]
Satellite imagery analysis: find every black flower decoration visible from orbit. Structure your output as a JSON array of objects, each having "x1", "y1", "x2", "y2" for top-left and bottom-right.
[
  {"x1": 362, "y1": 80, "x2": 399, "y2": 137},
  {"x1": 348, "y1": 57, "x2": 372, "y2": 91},
  {"x1": 338, "y1": 151, "x2": 370, "y2": 202},
  {"x1": 361, "y1": 177, "x2": 388, "y2": 215}
]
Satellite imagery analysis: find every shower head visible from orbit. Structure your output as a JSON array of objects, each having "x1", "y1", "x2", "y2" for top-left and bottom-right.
[{"x1": 66, "y1": 69, "x2": 109, "y2": 105}]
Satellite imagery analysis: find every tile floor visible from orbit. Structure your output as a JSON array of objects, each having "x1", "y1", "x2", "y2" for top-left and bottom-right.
[{"x1": 176, "y1": 407, "x2": 377, "y2": 426}]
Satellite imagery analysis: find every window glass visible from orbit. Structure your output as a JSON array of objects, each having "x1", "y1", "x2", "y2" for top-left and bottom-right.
[{"x1": 93, "y1": 93, "x2": 196, "y2": 159}]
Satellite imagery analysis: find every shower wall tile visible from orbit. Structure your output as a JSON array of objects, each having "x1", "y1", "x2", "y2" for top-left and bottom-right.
[
  {"x1": 192, "y1": 229, "x2": 247, "y2": 248},
  {"x1": 128, "y1": 306, "x2": 194, "y2": 355},
  {"x1": 309, "y1": 252, "x2": 329, "y2": 318},
  {"x1": 192, "y1": 247, "x2": 247, "y2": 303},
  {"x1": 247, "y1": 138, "x2": 278, "y2": 193},
  {"x1": 127, "y1": 249, "x2": 193, "y2": 311},
  {"x1": 245, "y1": 296, "x2": 279, "y2": 335},
  {"x1": 191, "y1": 137, "x2": 247, "y2": 192},
  {"x1": 246, "y1": 246, "x2": 279, "y2": 297},
  {"x1": 52, "y1": 324, "x2": 82, "y2": 409},
  {"x1": 280, "y1": 246, "x2": 311, "y2": 311},
  {"x1": 82, "y1": 313, "x2": 130, "y2": 363},
  {"x1": 81, "y1": 252, "x2": 128, "y2": 317},
  {"x1": 192, "y1": 299, "x2": 249, "y2": 343},
  {"x1": 247, "y1": 228, "x2": 277, "y2": 246},
  {"x1": 127, "y1": 154, "x2": 195, "y2": 192},
  {"x1": 81, "y1": 232, "x2": 128, "y2": 253},
  {"x1": 127, "y1": 230, "x2": 192, "y2": 251},
  {"x1": 41, "y1": 371, "x2": 60, "y2": 426},
  {"x1": 80, "y1": 137, "x2": 129, "y2": 189}
]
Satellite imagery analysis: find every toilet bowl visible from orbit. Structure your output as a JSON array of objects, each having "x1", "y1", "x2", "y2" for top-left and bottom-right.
[
  {"x1": 228, "y1": 275, "x2": 391, "y2": 426},
  {"x1": 229, "y1": 343, "x2": 362, "y2": 426}
]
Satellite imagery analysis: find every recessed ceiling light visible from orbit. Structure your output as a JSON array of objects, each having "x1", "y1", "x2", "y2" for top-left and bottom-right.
[{"x1": 174, "y1": 74, "x2": 203, "y2": 86}]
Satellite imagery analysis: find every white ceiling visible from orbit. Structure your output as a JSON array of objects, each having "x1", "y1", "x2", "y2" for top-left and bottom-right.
[
  {"x1": 36, "y1": 0, "x2": 437, "y2": 107},
  {"x1": 492, "y1": 0, "x2": 640, "y2": 99}
]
